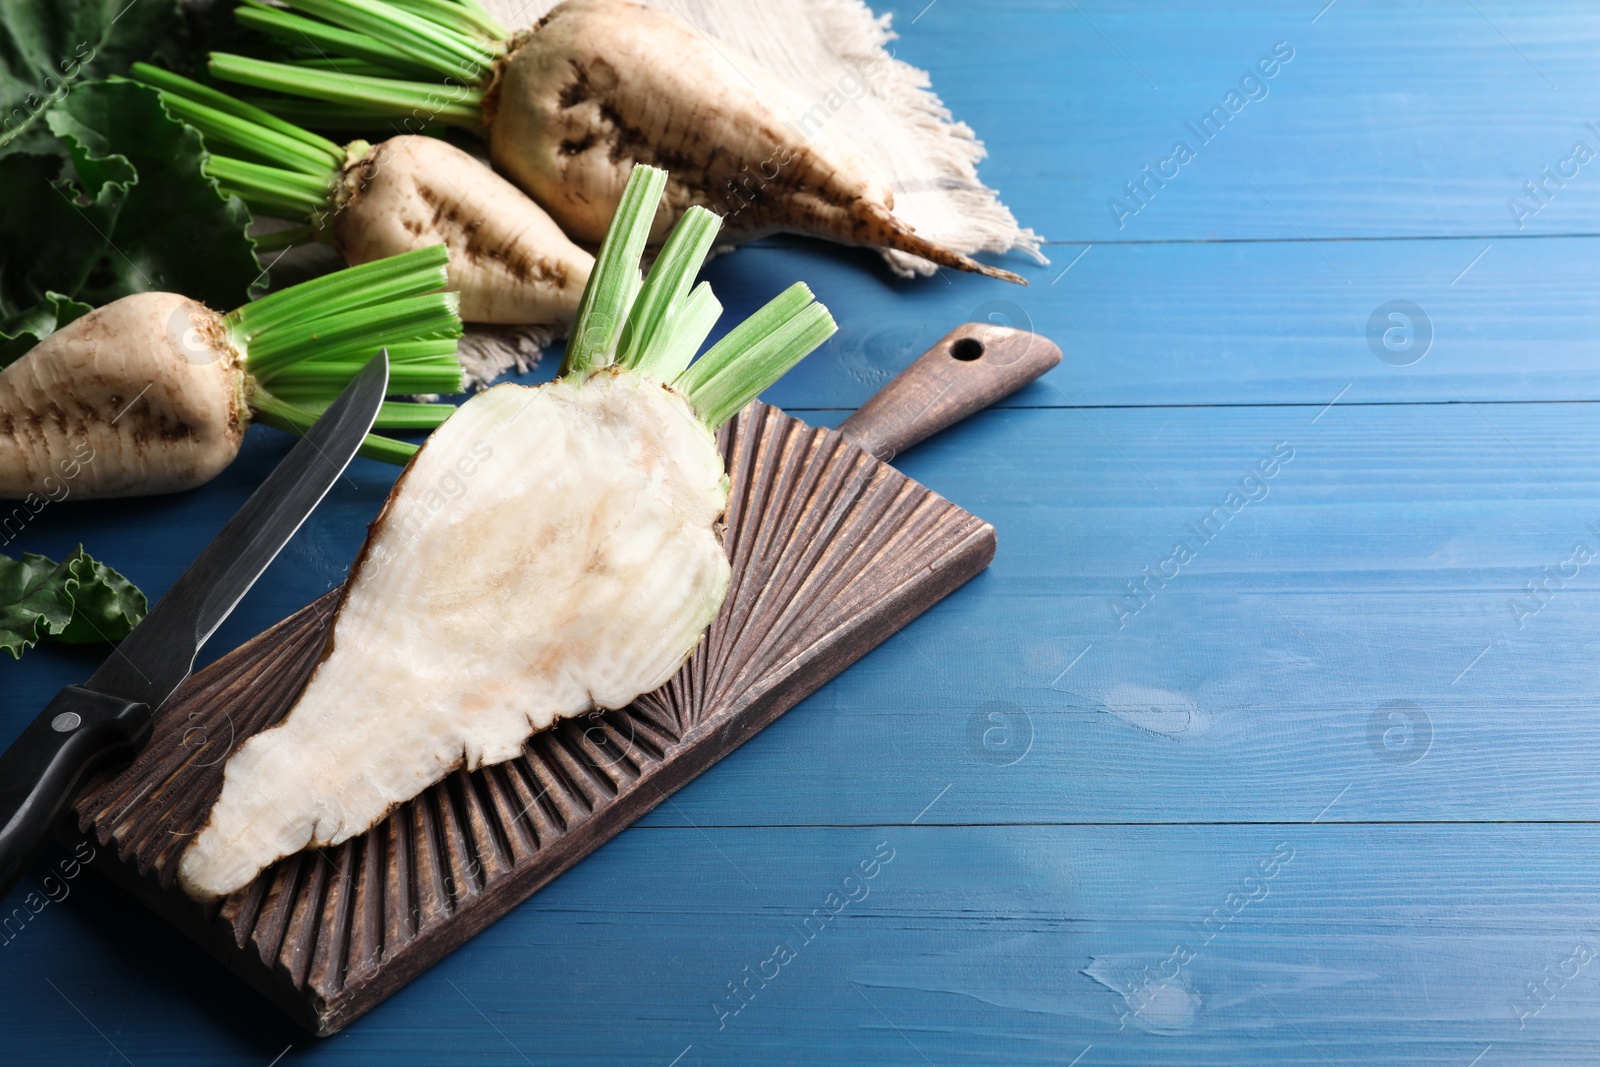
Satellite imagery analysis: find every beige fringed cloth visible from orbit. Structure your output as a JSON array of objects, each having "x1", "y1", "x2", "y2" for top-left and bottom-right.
[{"x1": 461, "y1": 0, "x2": 1046, "y2": 383}]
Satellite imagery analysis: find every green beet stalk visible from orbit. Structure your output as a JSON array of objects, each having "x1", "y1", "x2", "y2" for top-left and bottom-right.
[
  {"x1": 208, "y1": 0, "x2": 505, "y2": 128},
  {"x1": 565, "y1": 164, "x2": 836, "y2": 428},
  {"x1": 130, "y1": 64, "x2": 341, "y2": 224},
  {"x1": 227, "y1": 245, "x2": 465, "y2": 463}
]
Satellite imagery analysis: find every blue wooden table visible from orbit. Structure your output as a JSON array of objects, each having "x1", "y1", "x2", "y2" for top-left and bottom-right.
[{"x1": 7, "y1": 2, "x2": 1600, "y2": 1063}]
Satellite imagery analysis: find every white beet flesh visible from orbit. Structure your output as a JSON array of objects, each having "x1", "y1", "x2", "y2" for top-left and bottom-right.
[
  {"x1": 0, "y1": 292, "x2": 246, "y2": 500},
  {"x1": 179, "y1": 370, "x2": 730, "y2": 900}
]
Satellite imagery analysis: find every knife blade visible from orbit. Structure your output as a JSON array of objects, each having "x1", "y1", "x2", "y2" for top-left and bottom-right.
[{"x1": 0, "y1": 350, "x2": 390, "y2": 894}]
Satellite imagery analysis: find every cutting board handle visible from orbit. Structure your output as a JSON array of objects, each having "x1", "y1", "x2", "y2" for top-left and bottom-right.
[{"x1": 835, "y1": 323, "x2": 1061, "y2": 462}]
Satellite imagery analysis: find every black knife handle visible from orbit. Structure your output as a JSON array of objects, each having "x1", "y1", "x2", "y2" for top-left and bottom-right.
[{"x1": 0, "y1": 686, "x2": 150, "y2": 895}]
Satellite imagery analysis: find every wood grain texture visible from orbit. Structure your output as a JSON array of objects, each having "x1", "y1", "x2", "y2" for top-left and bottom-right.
[
  {"x1": 837, "y1": 323, "x2": 1061, "y2": 461},
  {"x1": 18, "y1": 823, "x2": 1600, "y2": 1066},
  {"x1": 61, "y1": 400, "x2": 1600, "y2": 835},
  {"x1": 10, "y1": 3, "x2": 1600, "y2": 1063},
  {"x1": 889, "y1": 0, "x2": 1600, "y2": 243},
  {"x1": 714, "y1": 236, "x2": 1600, "y2": 410},
  {"x1": 62, "y1": 403, "x2": 995, "y2": 1034},
  {"x1": 653, "y1": 402, "x2": 1600, "y2": 827},
  {"x1": 422, "y1": 822, "x2": 1600, "y2": 1067}
]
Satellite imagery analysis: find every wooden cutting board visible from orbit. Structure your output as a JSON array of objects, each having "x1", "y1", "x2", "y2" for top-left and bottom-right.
[{"x1": 64, "y1": 323, "x2": 1060, "y2": 1035}]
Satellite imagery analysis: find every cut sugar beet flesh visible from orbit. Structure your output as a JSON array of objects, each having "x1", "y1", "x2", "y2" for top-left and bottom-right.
[{"x1": 179, "y1": 165, "x2": 838, "y2": 899}]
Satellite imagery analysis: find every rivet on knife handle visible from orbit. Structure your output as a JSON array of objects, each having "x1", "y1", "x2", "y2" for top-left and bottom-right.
[{"x1": 835, "y1": 323, "x2": 1062, "y2": 462}]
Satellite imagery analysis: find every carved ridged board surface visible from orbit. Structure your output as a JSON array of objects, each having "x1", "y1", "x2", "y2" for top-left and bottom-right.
[{"x1": 65, "y1": 403, "x2": 996, "y2": 1035}]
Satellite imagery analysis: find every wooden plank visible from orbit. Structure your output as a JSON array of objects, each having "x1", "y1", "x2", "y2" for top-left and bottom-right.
[
  {"x1": 703, "y1": 236, "x2": 1600, "y2": 409},
  {"x1": 16, "y1": 401, "x2": 1600, "y2": 831},
  {"x1": 878, "y1": 0, "x2": 1600, "y2": 243},
  {"x1": 0, "y1": 235, "x2": 1586, "y2": 479},
  {"x1": 64, "y1": 403, "x2": 996, "y2": 1033},
  {"x1": 631, "y1": 401, "x2": 1600, "y2": 826},
  {"x1": 9, "y1": 824, "x2": 1600, "y2": 1065},
  {"x1": 8, "y1": 5, "x2": 1600, "y2": 1062}
]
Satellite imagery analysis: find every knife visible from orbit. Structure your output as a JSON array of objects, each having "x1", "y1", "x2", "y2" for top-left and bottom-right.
[{"x1": 0, "y1": 350, "x2": 391, "y2": 894}]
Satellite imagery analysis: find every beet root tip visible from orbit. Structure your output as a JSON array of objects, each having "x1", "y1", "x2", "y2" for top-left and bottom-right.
[{"x1": 862, "y1": 201, "x2": 1027, "y2": 285}]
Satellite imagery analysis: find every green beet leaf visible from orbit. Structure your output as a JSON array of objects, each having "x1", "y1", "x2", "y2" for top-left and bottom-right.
[
  {"x1": 0, "y1": 148, "x2": 128, "y2": 355},
  {"x1": 53, "y1": 549, "x2": 147, "y2": 645},
  {"x1": 0, "y1": 289, "x2": 92, "y2": 369},
  {"x1": 0, "y1": 545, "x2": 147, "y2": 660},
  {"x1": 0, "y1": 80, "x2": 260, "y2": 369},
  {"x1": 0, "y1": 0, "x2": 188, "y2": 159},
  {"x1": 47, "y1": 80, "x2": 261, "y2": 305}
]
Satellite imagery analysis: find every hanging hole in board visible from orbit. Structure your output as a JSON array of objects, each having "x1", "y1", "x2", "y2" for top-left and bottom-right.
[{"x1": 950, "y1": 337, "x2": 985, "y2": 361}]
